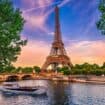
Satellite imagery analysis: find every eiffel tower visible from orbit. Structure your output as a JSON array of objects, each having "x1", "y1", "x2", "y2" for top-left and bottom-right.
[{"x1": 42, "y1": 6, "x2": 72, "y2": 70}]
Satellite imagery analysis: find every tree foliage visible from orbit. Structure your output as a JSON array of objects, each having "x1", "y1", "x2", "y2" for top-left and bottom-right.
[
  {"x1": 57, "y1": 62, "x2": 105, "y2": 76},
  {"x1": 57, "y1": 66, "x2": 71, "y2": 75},
  {"x1": 33, "y1": 66, "x2": 41, "y2": 73},
  {"x1": 72, "y1": 63, "x2": 104, "y2": 76},
  {"x1": 22, "y1": 67, "x2": 33, "y2": 73},
  {"x1": 97, "y1": 0, "x2": 105, "y2": 35},
  {"x1": 0, "y1": 0, "x2": 27, "y2": 71},
  {"x1": 0, "y1": 62, "x2": 105, "y2": 76}
]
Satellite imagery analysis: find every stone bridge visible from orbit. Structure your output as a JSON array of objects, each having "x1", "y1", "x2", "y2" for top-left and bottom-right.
[
  {"x1": 0, "y1": 73, "x2": 39, "y2": 82},
  {"x1": 0, "y1": 72, "x2": 64, "y2": 82}
]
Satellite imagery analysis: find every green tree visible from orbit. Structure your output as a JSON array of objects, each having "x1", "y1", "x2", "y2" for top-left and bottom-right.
[
  {"x1": 74, "y1": 64, "x2": 83, "y2": 69},
  {"x1": 92, "y1": 64, "x2": 100, "y2": 70},
  {"x1": 72, "y1": 63, "x2": 101, "y2": 75},
  {"x1": 33, "y1": 66, "x2": 41, "y2": 73},
  {"x1": 58, "y1": 66, "x2": 71, "y2": 75},
  {"x1": 1, "y1": 65, "x2": 16, "y2": 73},
  {"x1": 0, "y1": 0, "x2": 27, "y2": 72},
  {"x1": 101, "y1": 62, "x2": 105, "y2": 69},
  {"x1": 22, "y1": 67, "x2": 33, "y2": 73},
  {"x1": 16, "y1": 66, "x2": 23, "y2": 73},
  {"x1": 97, "y1": 0, "x2": 105, "y2": 35}
]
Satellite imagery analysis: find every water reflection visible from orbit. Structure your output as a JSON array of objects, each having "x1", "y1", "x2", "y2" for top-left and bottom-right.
[
  {"x1": 48, "y1": 81, "x2": 69, "y2": 105},
  {"x1": 0, "y1": 80, "x2": 105, "y2": 105}
]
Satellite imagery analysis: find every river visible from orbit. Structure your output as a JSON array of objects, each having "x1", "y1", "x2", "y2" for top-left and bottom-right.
[{"x1": 0, "y1": 80, "x2": 105, "y2": 105}]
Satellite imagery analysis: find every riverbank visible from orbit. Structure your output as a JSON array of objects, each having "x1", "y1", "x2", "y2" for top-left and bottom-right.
[
  {"x1": 51, "y1": 75, "x2": 105, "y2": 85},
  {"x1": 1, "y1": 73, "x2": 105, "y2": 84}
]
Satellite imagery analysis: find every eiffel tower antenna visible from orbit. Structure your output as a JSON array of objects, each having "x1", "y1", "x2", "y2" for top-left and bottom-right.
[
  {"x1": 42, "y1": 6, "x2": 72, "y2": 71},
  {"x1": 54, "y1": 5, "x2": 62, "y2": 42}
]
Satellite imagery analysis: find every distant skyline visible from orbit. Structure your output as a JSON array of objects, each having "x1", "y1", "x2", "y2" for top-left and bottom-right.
[{"x1": 13, "y1": 0, "x2": 105, "y2": 67}]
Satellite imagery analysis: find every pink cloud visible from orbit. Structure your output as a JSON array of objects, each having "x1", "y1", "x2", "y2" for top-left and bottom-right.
[
  {"x1": 21, "y1": 0, "x2": 72, "y2": 35},
  {"x1": 14, "y1": 40, "x2": 50, "y2": 67},
  {"x1": 67, "y1": 40, "x2": 105, "y2": 65},
  {"x1": 22, "y1": 13, "x2": 48, "y2": 33},
  {"x1": 21, "y1": 0, "x2": 53, "y2": 34}
]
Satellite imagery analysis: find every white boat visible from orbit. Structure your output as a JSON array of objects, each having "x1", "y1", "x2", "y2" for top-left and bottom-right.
[{"x1": 0, "y1": 82, "x2": 47, "y2": 95}]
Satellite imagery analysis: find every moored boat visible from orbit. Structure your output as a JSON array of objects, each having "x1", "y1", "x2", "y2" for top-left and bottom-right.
[{"x1": 0, "y1": 82, "x2": 47, "y2": 95}]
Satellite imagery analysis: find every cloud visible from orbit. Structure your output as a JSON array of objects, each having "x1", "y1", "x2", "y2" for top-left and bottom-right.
[
  {"x1": 67, "y1": 40, "x2": 105, "y2": 65},
  {"x1": 74, "y1": 0, "x2": 99, "y2": 36},
  {"x1": 59, "y1": 0, "x2": 71, "y2": 7},
  {"x1": 22, "y1": 13, "x2": 48, "y2": 33},
  {"x1": 22, "y1": 0, "x2": 70, "y2": 13},
  {"x1": 14, "y1": 40, "x2": 50, "y2": 67},
  {"x1": 21, "y1": 0, "x2": 53, "y2": 34},
  {"x1": 14, "y1": 39, "x2": 105, "y2": 67},
  {"x1": 22, "y1": 0, "x2": 62, "y2": 13},
  {"x1": 47, "y1": 32, "x2": 55, "y2": 36},
  {"x1": 21, "y1": 0, "x2": 52, "y2": 9},
  {"x1": 21, "y1": 0, "x2": 72, "y2": 35}
]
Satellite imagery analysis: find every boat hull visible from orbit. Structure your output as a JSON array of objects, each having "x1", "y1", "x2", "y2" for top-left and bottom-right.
[{"x1": 0, "y1": 86, "x2": 47, "y2": 96}]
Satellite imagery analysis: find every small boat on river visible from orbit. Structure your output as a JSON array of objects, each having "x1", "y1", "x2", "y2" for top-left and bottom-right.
[{"x1": 0, "y1": 82, "x2": 47, "y2": 95}]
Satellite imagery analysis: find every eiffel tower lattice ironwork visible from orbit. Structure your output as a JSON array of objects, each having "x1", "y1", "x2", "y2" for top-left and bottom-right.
[{"x1": 42, "y1": 6, "x2": 72, "y2": 70}]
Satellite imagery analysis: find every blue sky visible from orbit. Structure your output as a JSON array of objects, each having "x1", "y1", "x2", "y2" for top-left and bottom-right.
[
  {"x1": 13, "y1": 0, "x2": 105, "y2": 42},
  {"x1": 12, "y1": 0, "x2": 105, "y2": 67}
]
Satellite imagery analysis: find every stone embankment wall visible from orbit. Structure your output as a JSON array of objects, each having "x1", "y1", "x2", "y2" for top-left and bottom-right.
[
  {"x1": 70, "y1": 75, "x2": 105, "y2": 81},
  {"x1": 0, "y1": 73, "x2": 105, "y2": 83}
]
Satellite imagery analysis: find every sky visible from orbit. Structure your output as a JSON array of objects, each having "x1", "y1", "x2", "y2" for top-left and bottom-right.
[{"x1": 12, "y1": 0, "x2": 105, "y2": 67}]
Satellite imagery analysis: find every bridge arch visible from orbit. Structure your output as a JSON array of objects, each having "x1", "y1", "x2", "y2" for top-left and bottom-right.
[
  {"x1": 6, "y1": 75, "x2": 19, "y2": 82},
  {"x1": 21, "y1": 75, "x2": 33, "y2": 80}
]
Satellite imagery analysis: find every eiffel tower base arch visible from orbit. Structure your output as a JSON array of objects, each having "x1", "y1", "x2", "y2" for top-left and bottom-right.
[{"x1": 42, "y1": 55, "x2": 72, "y2": 71}]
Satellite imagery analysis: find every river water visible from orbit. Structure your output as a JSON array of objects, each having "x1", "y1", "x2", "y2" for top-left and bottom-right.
[{"x1": 0, "y1": 80, "x2": 105, "y2": 105}]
